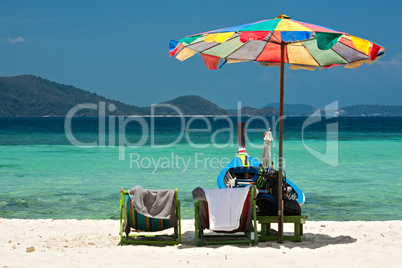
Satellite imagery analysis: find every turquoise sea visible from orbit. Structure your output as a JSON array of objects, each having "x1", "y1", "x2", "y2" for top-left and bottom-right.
[{"x1": 0, "y1": 116, "x2": 401, "y2": 221}]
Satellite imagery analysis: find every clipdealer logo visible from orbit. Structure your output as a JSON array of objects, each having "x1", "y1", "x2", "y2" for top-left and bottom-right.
[
  {"x1": 129, "y1": 152, "x2": 232, "y2": 173},
  {"x1": 64, "y1": 101, "x2": 340, "y2": 170},
  {"x1": 302, "y1": 101, "x2": 339, "y2": 167},
  {"x1": 64, "y1": 101, "x2": 275, "y2": 160}
]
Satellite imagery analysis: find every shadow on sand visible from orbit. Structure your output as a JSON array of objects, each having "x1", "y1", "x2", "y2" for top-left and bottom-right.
[{"x1": 177, "y1": 230, "x2": 357, "y2": 249}]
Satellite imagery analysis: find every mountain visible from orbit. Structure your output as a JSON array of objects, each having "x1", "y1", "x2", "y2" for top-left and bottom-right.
[
  {"x1": 263, "y1": 103, "x2": 316, "y2": 115},
  {"x1": 0, "y1": 75, "x2": 146, "y2": 116},
  {"x1": 0, "y1": 75, "x2": 230, "y2": 116},
  {"x1": 149, "y1": 95, "x2": 230, "y2": 115},
  {"x1": 341, "y1": 105, "x2": 402, "y2": 116},
  {"x1": 225, "y1": 109, "x2": 237, "y2": 115},
  {"x1": 237, "y1": 106, "x2": 278, "y2": 116},
  {"x1": 2, "y1": 75, "x2": 400, "y2": 117}
]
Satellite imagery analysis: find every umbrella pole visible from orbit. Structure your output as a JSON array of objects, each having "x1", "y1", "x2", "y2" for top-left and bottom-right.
[{"x1": 278, "y1": 41, "x2": 285, "y2": 243}]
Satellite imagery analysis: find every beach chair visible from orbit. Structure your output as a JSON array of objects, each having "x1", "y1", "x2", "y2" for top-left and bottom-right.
[
  {"x1": 257, "y1": 215, "x2": 308, "y2": 242},
  {"x1": 193, "y1": 185, "x2": 258, "y2": 246},
  {"x1": 119, "y1": 187, "x2": 181, "y2": 245}
]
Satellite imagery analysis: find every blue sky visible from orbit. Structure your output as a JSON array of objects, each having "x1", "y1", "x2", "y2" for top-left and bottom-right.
[{"x1": 0, "y1": 0, "x2": 400, "y2": 109}]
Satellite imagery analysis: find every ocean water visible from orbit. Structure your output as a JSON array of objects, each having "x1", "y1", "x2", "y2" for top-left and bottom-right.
[{"x1": 0, "y1": 116, "x2": 401, "y2": 221}]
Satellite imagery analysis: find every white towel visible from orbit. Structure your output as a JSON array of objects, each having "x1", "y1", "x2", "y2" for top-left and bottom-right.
[{"x1": 203, "y1": 185, "x2": 251, "y2": 231}]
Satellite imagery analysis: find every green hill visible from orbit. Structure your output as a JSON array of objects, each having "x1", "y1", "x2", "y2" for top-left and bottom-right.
[
  {"x1": 152, "y1": 95, "x2": 230, "y2": 115},
  {"x1": 238, "y1": 106, "x2": 278, "y2": 116},
  {"x1": 3, "y1": 75, "x2": 399, "y2": 117},
  {"x1": 263, "y1": 103, "x2": 316, "y2": 115},
  {"x1": 342, "y1": 105, "x2": 402, "y2": 116},
  {"x1": 0, "y1": 75, "x2": 230, "y2": 116},
  {"x1": 0, "y1": 75, "x2": 146, "y2": 116}
]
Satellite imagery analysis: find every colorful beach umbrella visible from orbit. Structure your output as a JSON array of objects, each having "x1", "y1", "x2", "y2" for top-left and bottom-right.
[
  {"x1": 169, "y1": 14, "x2": 384, "y2": 71},
  {"x1": 169, "y1": 14, "x2": 385, "y2": 242}
]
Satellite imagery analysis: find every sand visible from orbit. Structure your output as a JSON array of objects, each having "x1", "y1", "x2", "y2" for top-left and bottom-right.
[{"x1": 0, "y1": 218, "x2": 401, "y2": 268}]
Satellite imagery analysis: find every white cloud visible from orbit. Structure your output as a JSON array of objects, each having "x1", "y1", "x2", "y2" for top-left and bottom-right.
[
  {"x1": 7, "y1": 36, "x2": 26, "y2": 44},
  {"x1": 377, "y1": 53, "x2": 402, "y2": 68}
]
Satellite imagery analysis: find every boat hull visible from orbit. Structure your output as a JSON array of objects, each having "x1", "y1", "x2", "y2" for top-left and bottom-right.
[{"x1": 217, "y1": 156, "x2": 305, "y2": 205}]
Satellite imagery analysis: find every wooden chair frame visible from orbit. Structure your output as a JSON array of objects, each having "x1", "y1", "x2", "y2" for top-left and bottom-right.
[
  {"x1": 119, "y1": 188, "x2": 181, "y2": 245},
  {"x1": 194, "y1": 187, "x2": 258, "y2": 246},
  {"x1": 257, "y1": 215, "x2": 308, "y2": 242}
]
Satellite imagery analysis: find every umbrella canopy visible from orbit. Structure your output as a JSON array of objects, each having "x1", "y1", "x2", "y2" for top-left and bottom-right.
[
  {"x1": 169, "y1": 14, "x2": 384, "y2": 70},
  {"x1": 262, "y1": 129, "x2": 274, "y2": 169},
  {"x1": 169, "y1": 14, "x2": 385, "y2": 243}
]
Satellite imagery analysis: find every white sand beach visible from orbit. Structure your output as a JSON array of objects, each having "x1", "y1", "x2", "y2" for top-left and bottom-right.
[{"x1": 1, "y1": 219, "x2": 401, "y2": 268}]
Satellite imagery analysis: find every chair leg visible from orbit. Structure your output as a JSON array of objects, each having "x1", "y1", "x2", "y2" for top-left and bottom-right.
[
  {"x1": 247, "y1": 231, "x2": 252, "y2": 246},
  {"x1": 199, "y1": 229, "x2": 204, "y2": 247},
  {"x1": 177, "y1": 200, "x2": 182, "y2": 244},
  {"x1": 252, "y1": 196, "x2": 258, "y2": 245},
  {"x1": 119, "y1": 220, "x2": 123, "y2": 245},
  {"x1": 174, "y1": 226, "x2": 178, "y2": 240},
  {"x1": 194, "y1": 201, "x2": 199, "y2": 246},
  {"x1": 119, "y1": 200, "x2": 124, "y2": 245},
  {"x1": 294, "y1": 223, "x2": 300, "y2": 237}
]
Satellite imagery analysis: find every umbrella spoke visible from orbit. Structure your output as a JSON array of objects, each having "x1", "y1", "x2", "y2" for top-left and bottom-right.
[
  {"x1": 256, "y1": 42, "x2": 287, "y2": 63},
  {"x1": 303, "y1": 39, "x2": 348, "y2": 66},
  {"x1": 202, "y1": 36, "x2": 244, "y2": 59},
  {"x1": 332, "y1": 41, "x2": 370, "y2": 63},
  {"x1": 227, "y1": 40, "x2": 267, "y2": 61},
  {"x1": 287, "y1": 42, "x2": 319, "y2": 66},
  {"x1": 175, "y1": 47, "x2": 197, "y2": 61},
  {"x1": 186, "y1": 41, "x2": 220, "y2": 53}
]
